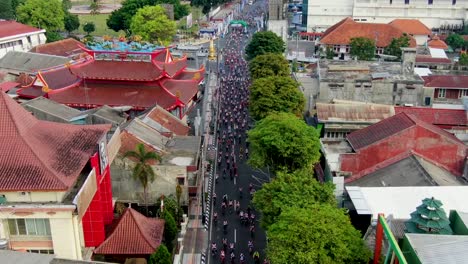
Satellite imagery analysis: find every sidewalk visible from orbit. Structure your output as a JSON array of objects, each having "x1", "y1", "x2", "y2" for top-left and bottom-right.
[{"x1": 180, "y1": 198, "x2": 208, "y2": 264}]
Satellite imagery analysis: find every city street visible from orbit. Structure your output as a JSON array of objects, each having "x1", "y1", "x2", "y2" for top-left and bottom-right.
[{"x1": 208, "y1": 1, "x2": 269, "y2": 263}]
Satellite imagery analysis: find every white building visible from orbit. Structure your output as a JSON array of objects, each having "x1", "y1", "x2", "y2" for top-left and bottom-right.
[
  {"x1": 0, "y1": 20, "x2": 46, "y2": 59},
  {"x1": 306, "y1": 0, "x2": 467, "y2": 32}
]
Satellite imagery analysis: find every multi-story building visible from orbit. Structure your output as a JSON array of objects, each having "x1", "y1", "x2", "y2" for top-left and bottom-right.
[
  {"x1": 0, "y1": 21, "x2": 46, "y2": 59},
  {"x1": 305, "y1": 0, "x2": 467, "y2": 32}
]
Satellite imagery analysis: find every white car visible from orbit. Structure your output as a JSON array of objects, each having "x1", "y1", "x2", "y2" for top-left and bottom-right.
[{"x1": 248, "y1": 0, "x2": 253, "y2": 5}]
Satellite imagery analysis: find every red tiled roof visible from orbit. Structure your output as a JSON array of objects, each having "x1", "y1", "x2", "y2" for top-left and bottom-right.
[
  {"x1": 173, "y1": 66, "x2": 205, "y2": 81},
  {"x1": 71, "y1": 60, "x2": 163, "y2": 81},
  {"x1": 394, "y1": 106, "x2": 468, "y2": 127},
  {"x1": 415, "y1": 55, "x2": 452, "y2": 64},
  {"x1": 17, "y1": 86, "x2": 45, "y2": 99},
  {"x1": 30, "y1": 38, "x2": 84, "y2": 57},
  {"x1": 428, "y1": 36, "x2": 448, "y2": 50},
  {"x1": 0, "y1": 82, "x2": 19, "y2": 92},
  {"x1": 389, "y1": 19, "x2": 431, "y2": 35},
  {"x1": 0, "y1": 21, "x2": 43, "y2": 39},
  {"x1": 145, "y1": 106, "x2": 190, "y2": 136},
  {"x1": 160, "y1": 79, "x2": 199, "y2": 106},
  {"x1": 94, "y1": 208, "x2": 164, "y2": 255},
  {"x1": 422, "y1": 75, "x2": 468, "y2": 89},
  {"x1": 347, "y1": 112, "x2": 416, "y2": 150},
  {"x1": 320, "y1": 17, "x2": 417, "y2": 47},
  {"x1": 47, "y1": 83, "x2": 178, "y2": 110},
  {"x1": 39, "y1": 66, "x2": 81, "y2": 90},
  {"x1": 0, "y1": 92, "x2": 110, "y2": 191}
]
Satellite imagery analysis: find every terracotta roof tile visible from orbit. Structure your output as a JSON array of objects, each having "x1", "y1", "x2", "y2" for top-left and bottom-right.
[
  {"x1": 394, "y1": 106, "x2": 467, "y2": 127},
  {"x1": 0, "y1": 82, "x2": 19, "y2": 92},
  {"x1": 389, "y1": 19, "x2": 431, "y2": 35},
  {"x1": 422, "y1": 75, "x2": 468, "y2": 89},
  {"x1": 415, "y1": 55, "x2": 451, "y2": 64},
  {"x1": 30, "y1": 38, "x2": 84, "y2": 58},
  {"x1": 428, "y1": 37, "x2": 449, "y2": 50},
  {"x1": 71, "y1": 60, "x2": 163, "y2": 81},
  {"x1": 47, "y1": 83, "x2": 177, "y2": 110},
  {"x1": 39, "y1": 66, "x2": 81, "y2": 90},
  {"x1": 320, "y1": 17, "x2": 416, "y2": 47},
  {"x1": 144, "y1": 105, "x2": 190, "y2": 136},
  {"x1": 346, "y1": 112, "x2": 416, "y2": 150},
  {"x1": 160, "y1": 78, "x2": 199, "y2": 106},
  {"x1": 94, "y1": 208, "x2": 164, "y2": 255},
  {"x1": 0, "y1": 21, "x2": 44, "y2": 39},
  {"x1": 0, "y1": 92, "x2": 110, "y2": 191}
]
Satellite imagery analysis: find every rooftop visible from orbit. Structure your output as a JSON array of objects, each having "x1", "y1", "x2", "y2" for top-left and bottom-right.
[
  {"x1": 121, "y1": 119, "x2": 169, "y2": 152},
  {"x1": 422, "y1": 75, "x2": 468, "y2": 89},
  {"x1": 30, "y1": 38, "x2": 85, "y2": 58},
  {"x1": 0, "y1": 250, "x2": 54, "y2": 264},
  {"x1": 388, "y1": 19, "x2": 431, "y2": 36},
  {"x1": 405, "y1": 233, "x2": 468, "y2": 264},
  {"x1": 0, "y1": 92, "x2": 110, "y2": 191},
  {"x1": 415, "y1": 55, "x2": 452, "y2": 64},
  {"x1": 317, "y1": 102, "x2": 394, "y2": 123},
  {"x1": 0, "y1": 21, "x2": 44, "y2": 39},
  {"x1": 21, "y1": 96, "x2": 81, "y2": 122},
  {"x1": 394, "y1": 106, "x2": 467, "y2": 127},
  {"x1": 94, "y1": 208, "x2": 165, "y2": 255},
  {"x1": 140, "y1": 105, "x2": 190, "y2": 136},
  {"x1": 0, "y1": 51, "x2": 70, "y2": 73},
  {"x1": 164, "y1": 136, "x2": 201, "y2": 166},
  {"x1": 320, "y1": 17, "x2": 417, "y2": 47},
  {"x1": 427, "y1": 36, "x2": 449, "y2": 50},
  {"x1": 70, "y1": 60, "x2": 164, "y2": 81},
  {"x1": 346, "y1": 186, "x2": 468, "y2": 219}
]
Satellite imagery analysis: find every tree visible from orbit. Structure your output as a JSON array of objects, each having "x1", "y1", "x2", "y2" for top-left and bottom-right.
[
  {"x1": 248, "y1": 53, "x2": 290, "y2": 79},
  {"x1": 89, "y1": 1, "x2": 100, "y2": 15},
  {"x1": 246, "y1": 31, "x2": 286, "y2": 60},
  {"x1": 64, "y1": 13, "x2": 80, "y2": 34},
  {"x1": 0, "y1": 0, "x2": 15, "y2": 20},
  {"x1": 130, "y1": 5, "x2": 176, "y2": 46},
  {"x1": 385, "y1": 33, "x2": 411, "y2": 60},
  {"x1": 149, "y1": 244, "x2": 172, "y2": 264},
  {"x1": 253, "y1": 170, "x2": 335, "y2": 229},
  {"x1": 459, "y1": 53, "x2": 468, "y2": 66},
  {"x1": 267, "y1": 205, "x2": 371, "y2": 264},
  {"x1": 62, "y1": 0, "x2": 71, "y2": 11},
  {"x1": 247, "y1": 112, "x2": 321, "y2": 172},
  {"x1": 45, "y1": 31, "x2": 63, "y2": 43},
  {"x1": 446, "y1": 33, "x2": 465, "y2": 49},
  {"x1": 325, "y1": 46, "x2": 335, "y2": 59},
  {"x1": 155, "y1": 196, "x2": 183, "y2": 224},
  {"x1": 175, "y1": 184, "x2": 182, "y2": 222},
  {"x1": 249, "y1": 76, "x2": 304, "y2": 120},
  {"x1": 124, "y1": 143, "x2": 162, "y2": 215},
  {"x1": 191, "y1": 0, "x2": 211, "y2": 15},
  {"x1": 16, "y1": 0, "x2": 65, "y2": 31},
  {"x1": 161, "y1": 210, "x2": 178, "y2": 252},
  {"x1": 349, "y1": 37, "x2": 375, "y2": 61},
  {"x1": 83, "y1": 22, "x2": 96, "y2": 35}
]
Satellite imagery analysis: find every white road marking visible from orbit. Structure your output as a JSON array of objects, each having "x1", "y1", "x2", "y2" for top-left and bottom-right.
[{"x1": 234, "y1": 229, "x2": 237, "y2": 243}]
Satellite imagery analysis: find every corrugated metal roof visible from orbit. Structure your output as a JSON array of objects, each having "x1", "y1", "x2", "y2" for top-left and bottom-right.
[
  {"x1": 345, "y1": 186, "x2": 468, "y2": 219},
  {"x1": 0, "y1": 51, "x2": 69, "y2": 73},
  {"x1": 0, "y1": 250, "x2": 54, "y2": 264},
  {"x1": 316, "y1": 102, "x2": 394, "y2": 123},
  {"x1": 125, "y1": 119, "x2": 168, "y2": 151},
  {"x1": 405, "y1": 233, "x2": 468, "y2": 264}
]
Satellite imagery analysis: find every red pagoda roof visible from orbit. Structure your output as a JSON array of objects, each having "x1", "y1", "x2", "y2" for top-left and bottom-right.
[
  {"x1": 153, "y1": 49, "x2": 188, "y2": 78},
  {"x1": 94, "y1": 208, "x2": 164, "y2": 255},
  {"x1": 38, "y1": 66, "x2": 81, "y2": 90},
  {"x1": 160, "y1": 78, "x2": 199, "y2": 106},
  {"x1": 71, "y1": 60, "x2": 164, "y2": 81},
  {"x1": 48, "y1": 83, "x2": 178, "y2": 110},
  {"x1": 0, "y1": 92, "x2": 110, "y2": 191}
]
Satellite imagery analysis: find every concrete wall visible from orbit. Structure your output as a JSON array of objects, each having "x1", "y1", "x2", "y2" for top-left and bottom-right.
[
  {"x1": 0, "y1": 191, "x2": 66, "y2": 203},
  {"x1": 267, "y1": 20, "x2": 288, "y2": 43},
  {"x1": 306, "y1": 0, "x2": 353, "y2": 32},
  {"x1": 0, "y1": 32, "x2": 46, "y2": 59},
  {"x1": 111, "y1": 156, "x2": 189, "y2": 205}
]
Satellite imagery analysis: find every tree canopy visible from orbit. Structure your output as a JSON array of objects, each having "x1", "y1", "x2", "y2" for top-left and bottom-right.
[
  {"x1": 253, "y1": 170, "x2": 335, "y2": 229},
  {"x1": 149, "y1": 244, "x2": 172, "y2": 264},
  {"x1": 247, "y1": 112, "x2": 321, "y2": 172},
  {"x1": 130, "y1": 5, "x2": 177, "y2": 46},
  {"x1": 64, "y1": 13, "x2": 80, "y2": 34},
  {"x1": 385, "y1": 33, "x2": 411, "y2": 60},
  {"x1": 245, "y1": 31, "x2": 285, "y2": 60},
  {"x1": 446, "y1": 33, "x2": 465, "y2": 49},
  {"x1": 161, "y1": 210, "x2": 178, "y2": 252},
  {"x1": 155, "y1": 196, "x2": 183, "y2": 223},
  {"x1": 16, "y1": 0, "x2": 65, "y2": 31},
  {"x1": 0, "y1": 0, "x2": 15, "y2": 20},
  {"x1": 83, "y1": 22, "x2": 96, "y2": 35},
  {"x1": 350, "y1": 37, "x2": 375, "y2": 61},
  {"x1": 248, "y1": 53, "x2": 290, "y2": 79},
  {"x1": 249, "y1": 76, "x2": 304, "y2": 120},
  {"x1": 267, "y1": 204, "x2": 371, "y2": 264},
  {"x1": 459, "y1": 53, "x2": 468, "y2": 66}
]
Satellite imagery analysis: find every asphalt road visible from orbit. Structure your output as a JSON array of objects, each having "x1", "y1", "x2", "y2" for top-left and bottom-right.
[{"x1": 208, "y1": 2, "x2": 269, "y2": 264}]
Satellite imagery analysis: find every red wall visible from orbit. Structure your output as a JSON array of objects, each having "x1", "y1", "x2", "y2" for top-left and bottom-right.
[
  {"x1": 341, "y1": 126, "x2": 467, "y2": 182},
  {"x1": 82, "y1": 153, "x2": 114, "y2": 247}
]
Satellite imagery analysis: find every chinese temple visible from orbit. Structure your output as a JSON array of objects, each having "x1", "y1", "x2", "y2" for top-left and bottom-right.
[{"x1": 17, "y1": 44, "x2": 205, "y2": 119}]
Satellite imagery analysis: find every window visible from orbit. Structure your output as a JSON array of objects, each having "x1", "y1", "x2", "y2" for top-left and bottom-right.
[
  {"x1": 27, "y1": 249, "x2": 54, "y2": 254},
  {"x1": 389, "y1": 0, "x2": 392, "y2": 3},
  {"x1": 177, "y1": 177, "x2": 185, "y2": 185},
  {"x1": 428, "y1": 0, "x2": 433, "y2": 4},
  {"x1": 459, "y1": 89, "x2": 468, "y2": 98},
  {"x1": 8, "y1": 219, "x2": 51, "y2": 236},
  {"x1": 438, "y1": 89, "x2": 446, "y2": 98},
  {"x1": 453, "y1": 0, "x2": 456, "y2": 5},
  {"x1": 405, "y1": 0, "x2": 409, "y2": 4}
]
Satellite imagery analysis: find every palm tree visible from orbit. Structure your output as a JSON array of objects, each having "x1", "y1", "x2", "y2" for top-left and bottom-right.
[{"x1": 124, "y1": 143, "x2": 162, "y2": 215}]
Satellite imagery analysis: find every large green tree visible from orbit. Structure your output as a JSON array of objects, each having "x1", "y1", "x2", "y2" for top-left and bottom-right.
[
  {"x1": 249, "y1": 53, "x2": 290, "y2": 79},
  {"x1": 16, "y1": 0, "x2": 64, "y2": 31},
  {"x1": 267, "y1": 205, "x2": 371, "y2": 264},
  {"x1": 130, "y1": 5, "x2": 176, "y2": 46},
  {"x1": 124, "y1": 143, "x2": 162, "y2": 215},
  {"x1": 253, "y1": 170, "x2": 335, "y2": 229},
  {"x1": 350, "y1": 37, "x2": 375, "y2": 61},
  {"x1": 248, "y1": 112, "x2": 321, "y2": 172},
  {"x1": 149, "y1": 244, "x2": 172, "y2": 264},
  {"x1": 161, "y1": 210, "x2": 178, "y2": 252},
  {"x1": 246, "y1": 31, "x2": 285, "y2": 60},
  {"x1": 155, "y1": 196, "x2": 183, "y2": 224},
  {"x1": 64, "y1": 13, "x2": 80, "y2": 34},
  {"x1": 446, "y1": 33, "x2": 465, "y2": 49},
  {"x1": 385, "y1": 33, "x2": 411, "y2": 60},
  {"x1": 249, "y1": 76, "x2": 304, "y2": 120},
  {"x1": 0, "y1": 0, "x2": 15, "y2": 20}
]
